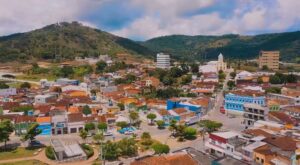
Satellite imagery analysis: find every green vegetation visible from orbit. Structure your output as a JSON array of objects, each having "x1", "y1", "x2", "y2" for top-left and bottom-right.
[
  {"x1": 156, "y1": 120, "x2": 165, "y2": 129},
  {"x1": 79, "y1": 129, "x2": 88, "y2": 142},
  {"x1": 142, "y1": 31, "x2": 300, "y2": 62},
  {"x1": 183, "y1": 127, "x2": 197, "y2": 140},
  {"x1": 0, "y1": 119, "x2": 14, "y2": 150},
  {"x1": 227, "y1": 80, "x2": 235, "y2": 90},
  {"x1": 116, "y1": 121, "x2": 129, "y2": 129},
  {"x1": 265, "y1": 87, "x2": 281, "y2": 94},
  {"x1": 0, "y1": 147, "x2": 38, "y2": 160},
  {"x1": 0, "y1": 82, "x2": 9, "y2": 89},
  {"x1": 269, "y1": 72, "x2": 297, "y2": 84},
  {"x1": 21, "y1": 123, "x2": 42, "y2": 144},
  {"x1": 0, "y1": 22, "x2": 152, "y2": 62},
  {"x1": 84, "y1": 122, "x2": 96, "y2": 132},
  {"x1": 82, "y1": 105, "x2": 92, "y2": 116},
  {"x1": 97, "y1": 122, "x2": 108, "y2": 132},
  {"x1": 81, "y1": 144, "x2": 94, "y2": 158},
  {"x1": 45, "y1": 146, "x2": 55, "y2": 160},
  {"x1": 198, "y1": 120, "x2": 223, "y2": 133},
  {"x1": 146, "y1": 113, "x2": 157, "y2": 125},
  {"x1": 0, "y1": 160, "x2": 47, "y2": 165},
  {"x1": 151, "y1": 143, "x2": 170, "y2": 155}
]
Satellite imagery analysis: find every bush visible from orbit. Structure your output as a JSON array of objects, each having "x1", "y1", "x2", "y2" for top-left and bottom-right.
[
  {"x1": 45, "y1": 146, "x2": 55, "y2": 160},
  {"x1": 81, "y1": 144, "x2": 94, "y2": 158},
  {"x1": 151, "y1": 143, "x2": 170, "y2": 155}
]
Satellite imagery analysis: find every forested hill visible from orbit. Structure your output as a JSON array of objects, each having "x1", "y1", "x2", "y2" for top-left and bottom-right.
[
  {"x1": 141, "y1": 31, "x2": 300, "y2": 62},
  {"x1": 0, "y1": 22, "x2": 153, "y2": 62}
]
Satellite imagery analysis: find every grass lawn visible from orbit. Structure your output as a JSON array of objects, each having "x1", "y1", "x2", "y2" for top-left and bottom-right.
[
  {"x1": 16, "y1": 74, "x2": 57, "y2": 81},
  {"x1": 0, "y1": 160, "x2": 47, "y2": 165},
  {"x1": 0, "y1": 147, "x2": 39, "y2": 161}
]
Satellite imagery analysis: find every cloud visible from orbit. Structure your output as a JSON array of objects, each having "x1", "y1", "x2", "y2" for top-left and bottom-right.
[
  {"x1": 0, "y1": 0, "x2": 299, "y2": 40},
  {"x1": 0, "y1": 0, "x2": 102, "y2": 35}
]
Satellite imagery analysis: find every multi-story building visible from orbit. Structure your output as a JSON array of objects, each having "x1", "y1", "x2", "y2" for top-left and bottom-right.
[
  {"x1": 156, "y1": 53, "x2": 170, "y2": 69},
  {"x1": 224, "y1": 90, "x2": 266, "y2": 115},
  {"x1": 258, "y1": 51, "x2": 280, "y2": 70},
  {"x1": 205, "y1": 131, "x2": 247, "y2": 159},
  {"x1": 243, "y1": 103, "x2": 269, "y2": 127}
]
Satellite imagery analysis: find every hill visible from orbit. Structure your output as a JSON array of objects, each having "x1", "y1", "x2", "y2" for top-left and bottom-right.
[
  {"x1": 141, "y1": 31, "x2": 300, "y2": 62},
  {"x1": 0, "y1": 22, "x2": 153, "y2": 62}
]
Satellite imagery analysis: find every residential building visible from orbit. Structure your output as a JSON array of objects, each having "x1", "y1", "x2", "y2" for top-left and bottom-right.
[
  {"x1": 258, "y1": 51, "x2": 280, "y2": 70},
  {"x1": 156, "y1": 53, "x2": 170, "y2": 69},
  {"x1": 224, "y1": 90, "x2": 266, "y2": 114},
  {"x1": 0, "y1": 88, "x2": 16, "y2": 96},
  {"x1": 205, "y1": 131, "x2": 247, "y2": 160},
  {"x1": 243, "y1": 103, "x2": 269, "y2": 127}
]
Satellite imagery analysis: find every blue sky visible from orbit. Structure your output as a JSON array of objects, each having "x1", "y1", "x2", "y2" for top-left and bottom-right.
[{"x1": 0, "y1": 0, "x2": 299, "y2": 40}]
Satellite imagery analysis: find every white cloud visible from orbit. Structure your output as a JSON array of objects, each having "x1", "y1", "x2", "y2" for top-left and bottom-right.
[
  {"x1": 0, "y1": 0, "x2": 102, "y2": 35},
  {"x1": 113, "y1": 0, "x2": 300, "y2": 39}
]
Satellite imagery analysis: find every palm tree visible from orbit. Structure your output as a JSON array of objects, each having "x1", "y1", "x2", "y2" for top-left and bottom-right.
[
  {"x1": 79, "y1": 129, "x2": 88, "y2": 143},
  {"x1": 93, "y1": 132, "x2": 104, "y2": 144}
]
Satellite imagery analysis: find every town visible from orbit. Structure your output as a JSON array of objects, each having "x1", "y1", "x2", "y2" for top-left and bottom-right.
[{"x1": 0, "y1": 49, "x2": 299, "y2": 165}]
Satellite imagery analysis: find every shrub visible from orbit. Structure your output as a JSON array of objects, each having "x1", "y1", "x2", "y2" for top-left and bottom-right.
[
  {"x1": 81, "y1": 144, "x2": 94, "y2": 158},
  {"x1": 151, "y1": 143, "x2": 170, "y2": 155},
  {"x1": 45, "y1": 146, "x2": 55, "y2": 160}
]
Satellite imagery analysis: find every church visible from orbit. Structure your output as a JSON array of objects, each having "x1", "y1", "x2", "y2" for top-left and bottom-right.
[{"x1": 199, "y1": 53, "x2": 227, "y2": 73}]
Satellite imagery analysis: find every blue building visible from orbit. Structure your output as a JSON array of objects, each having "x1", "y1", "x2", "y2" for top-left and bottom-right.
[
  {"x1": 224, "y1": 92, "x2": 265, "y2": 113},
  {"x1": 167, "y1": 99, "x2": 201, "y2": 114}
]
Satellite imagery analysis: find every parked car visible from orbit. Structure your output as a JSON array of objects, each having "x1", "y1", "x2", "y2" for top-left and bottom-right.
[{"x1": 104, "y1": 131, "x2": 113, "y2": 136}]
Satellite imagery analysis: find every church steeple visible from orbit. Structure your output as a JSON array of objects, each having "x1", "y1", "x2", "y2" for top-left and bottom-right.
[{"x1": 218, "y1": 53, "x2": 223, "y2": 62}]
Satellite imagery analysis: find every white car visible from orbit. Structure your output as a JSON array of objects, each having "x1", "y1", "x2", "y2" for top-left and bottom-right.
[
  {"x1": 104, "y1": 131, "x2": 113, "y2": 136},
  {"x1": 124, "y1": 130, "x2": 134, "y2": 135}
]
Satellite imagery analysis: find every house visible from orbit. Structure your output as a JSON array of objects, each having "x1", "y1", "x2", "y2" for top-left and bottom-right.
[
  {"x1": 67, "y1": 113, "x2": 84, "y2": 133},
  {"x1": 51, "y1": 109, "x2": 68, "y2": 135},
  {"x1": 243, "y1": 103, "x2": 269, "y2": 127},
  {"x1": 205, "y1": 131, "x2": 247, "y2": 159},
  {"x1": 35, "y1": 94, "x2": 57, "y2": 104},
  {"x1": 36, "y1": 116, "x2": 52, "y2": 135},
  {"x1": 0, "y1": 88, "x2": 17, "y2": 96},
  {"x1": 50, "y1": 139, "x2": 86, "y2": 162},
  {"x1": 282, "y1": 105, "x2": 300, "y2": 120},
  {"x1": 56, "y1": 78, "x2": 79, "y2": 86},
  {"x1": 167, "y1": 99, "x2": 201, "y2": 114},
  {"x1": 224, "y1": 90, "x2": 265, "y2": 115},
  {"x1": 268, "y1": 111, "x2": 297, "y2": 128}
]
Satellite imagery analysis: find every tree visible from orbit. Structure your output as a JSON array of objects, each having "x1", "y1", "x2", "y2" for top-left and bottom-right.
[
  {"x1": 181, "y1": 75, "x2": 192, "y2": 85},
  {"x1": 170, "y1": 67, "x2": 183, "y2": 78},
  {"x1": 151, "y1": 143, "x2": 170, "y2": 155},
  {"x1": 286, "y1": 74, "x2": 297, "y2": 83},
  {"x1": 103, "y1": 140, "x2": 119, "y2": 160},
  {"x1": 22, "y1": 123, "x2": 42, "y2": 144},
  {"x1": 117, "y1": 103, "x2": 125, "y2": 111},
  {"x1": 20, "y1": 82, "x2": 31, "y2": 89},
  {"x1": 0, "y1": 119, "x2": 14, "y2": 150},
  {"x1": 129, "y1": 111, "x2": 139, "y2": 125},
  {"x1": 269, "y1": 75, "x2": 282, "y2": 84},
  {"x1": 156, "y1": 120, "x2": 165, "y2": 129},
  {"x1": 82, "y1": 105, "x2": 91, "y2": 116},
  {"x1": 198, "y1": 120, "x2": 223, "y2": 133},
  {"x1": 162, "y1": 75, "x2": 175, "y2": 86},
  {"x1": 227, "y1": 80, "x2": 235, "y2": 89},
  {"x1": 97, "y1": 122, "x2": 107, "y2": 132},
  {"x1": 0, "y1": 82, "x2": 9, "y2": 89},
  {"x1": 85, "y1": 122, "x2": 96, "y2": 132},
  {"x1": 218, "y1": 72, "x2": 226, "y2": 80},
  {"x1": 116, "y1": 121, "x2": 128, "y2": 129},
  {"x1": 230, "y1": 72, "x2": 236, "y2": 79},
  {"x1": 265, "y1": 87, "x2": 281, "y2": 94},
  {"x1": 190, "y1": 63, "x2": 199, "y2": 73},
  {"x1": 117, "y1": 138, "x2": 138, "y2": 157},
  {"x1": 93, "y1": 132, "x2": 104, "y2": 144},
  {"x1": 147, "y1": 113, "x2": 157, "y2": 125},
  {"x1": 60, "y1": 66, "x2": 74, "y2": 77},
  {"x1": 180, "y1": 63, "x2": 190, "y2": 74},
  {"x1": 141, "y1": 132, "x2": 151, "y2": 140},
  {"x1": 79, "y1": 129, "x2": 88, "y2": 143},
  {"x1": 96, "y1": 60, "x2": 107, "y2": 73},
  {"x1": 125, "y1": 74, "x2": 137, "y2": 83},
  {"x1": 184, "y1": 127, "x2": 197, "y2": 139}
]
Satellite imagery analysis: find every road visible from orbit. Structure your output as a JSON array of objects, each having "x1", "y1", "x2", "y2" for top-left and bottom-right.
[{"x1": 204, "y1": 69, "x2": 244, "y2": 132}]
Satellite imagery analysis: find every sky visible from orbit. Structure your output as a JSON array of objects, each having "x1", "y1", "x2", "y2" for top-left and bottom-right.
[{"x1": 0, "y1": 0, "x2": 300, "y2": 40}]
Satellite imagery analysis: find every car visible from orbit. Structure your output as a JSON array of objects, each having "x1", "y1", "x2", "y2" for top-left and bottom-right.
[
  {"x1": 29, "y1": 140, "x2": 42, "y2": 147},
  {"x1": 125, "y1": 130, "x2": 134, "y2": 135},
  {"x1": 104, "y1": 131, "x2": 113, "y2": 136}
]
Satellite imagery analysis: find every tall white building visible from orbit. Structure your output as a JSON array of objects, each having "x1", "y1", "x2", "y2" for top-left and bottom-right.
[{"x1": 156, "y1": 53, "x2": 170, "y2": 69}]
